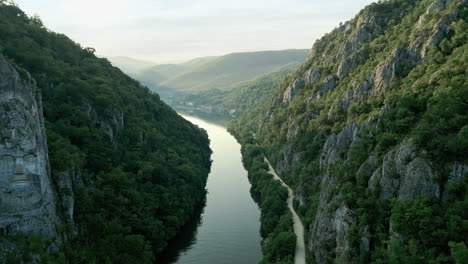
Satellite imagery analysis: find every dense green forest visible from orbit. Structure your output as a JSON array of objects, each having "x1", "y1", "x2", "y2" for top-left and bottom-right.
[
  {"x1": 230, "y1": 135, "x2": 296, "y2": 264},
  {"x1": 0, "y1": 2, "x2": 212, "y2": 263},
  {"x1": 230, "y1": 0, "x2": 467, "y2": 263}
]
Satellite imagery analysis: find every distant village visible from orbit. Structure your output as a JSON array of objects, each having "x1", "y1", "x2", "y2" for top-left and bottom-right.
[{"x1": 173, "y1": 101, "x2": 238, "y2": 118}]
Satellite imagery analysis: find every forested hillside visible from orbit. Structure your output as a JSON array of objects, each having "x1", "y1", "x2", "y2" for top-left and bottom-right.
[
  {"x1": 0, "y1": 2, "x2": 212, "y2": 263},
  {"x1": 229, "y1": 0, "x2": 468, "y2": 263},
  {"x1": 155, "y1": 49, "x2": 308, "y2": 92},
  {"x1": 178, "y1": 64, "x2": 298, "y2": 118},
  {"x1": 132, "y1": 56, "x2": 219, "y2": 89},
  {"x1": 133, "y1": 50, "x2": 307, "y2": 121}
]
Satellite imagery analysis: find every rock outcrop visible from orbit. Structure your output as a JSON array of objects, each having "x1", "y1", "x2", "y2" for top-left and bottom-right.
[
  {"x1": 371, "y1": 48, "x2": 420, "y2": 96},
  {"x1": 283, "y1": 77, "x2": 305, "y2": 105},
  {"x1": 232, "y1": 0, "x2": 467, "y2": 263},
  {"x1": 310, "y1": 124, "x2": 444, "y2": 263},
  {"x1": 368, "y1": 139, "x2": 440, "y2": 200},
  {"x1": 412, "y1": 0, "x2": 463, "y2": 57},
  {"x1": 0, "y1": 55, "x2": 58, "y2": 238}
]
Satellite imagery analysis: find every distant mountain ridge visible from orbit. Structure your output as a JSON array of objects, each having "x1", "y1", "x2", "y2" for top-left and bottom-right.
[
  {"x1": 124, "y1": 49, "x2": 308, "y2": 94},
  {"x1": 107, "y1": 56, "x2": 155, "y2": 75},
  {"x1": 123, "y1": 49, "x2": 308, "y2": 121},
  {"x1": 181, "y1": 63, "x2": 299, "y2": 117},
  {"x1": 158, "y1": 49, "x2": 309, "y2": 92},
  {"x1": 134, "y1": 56, "x2": 220, "y2": 89}
]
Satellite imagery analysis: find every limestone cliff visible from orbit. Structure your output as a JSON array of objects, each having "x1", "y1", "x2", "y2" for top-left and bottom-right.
[
  {"x1": 0, "y1": 3, "x2": 213, "y2": 261},
  {"x1": 230, "y1": 0, "x2": 467, "y2": 263},
  {"x1": 0, "y1": 55, "x2": 59, "y2": 237}
]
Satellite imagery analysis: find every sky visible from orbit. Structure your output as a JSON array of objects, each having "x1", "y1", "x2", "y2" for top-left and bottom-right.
[{"x1": 14, "y1": 0, "x2": 375, "y2": 63}]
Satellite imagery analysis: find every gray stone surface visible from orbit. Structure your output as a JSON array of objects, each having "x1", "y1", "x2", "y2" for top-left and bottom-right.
[
  {"x1": 427, "y1": 0, "x2": 455, "y2": 14},
  {"x1": 413, "y1": 0, "x2": 461, "y2": 57},
  {"x1": 334, "y1": 205, "x2": 353, "y2": 263},
  {"x1": 372, "y1": 48, "x2": 418, "y2": 96},
  {"x1": 283, "y1": 77, "x2": 305, "y2": 105},
  {"x1": 0, "y1": 55, "x2": 58, "y2": 238},
  {"x1": 398, "y1": 158, "x2": 439, "y2": 199},
  {"x1": 304, "y1": 67, "x2": 322, "y2": 84},
  {"x1": 337, "y1": 55, "x2": 357, "y2": 79},
  {"x1": 442, "y1": 162, "x2": 468, "y2": 200},
  {"x1": 277, "y1": 143, "x2": 303, "y2": 173},
  {"x1": 368, "y1": 139, "x2": 440, "y2": 200},
  {"x1": 269, "y1": 1, "x2": 466, "y2": 262},
  {"x1": 321, "y1": 123, "x2": 359, "y2": 168}
]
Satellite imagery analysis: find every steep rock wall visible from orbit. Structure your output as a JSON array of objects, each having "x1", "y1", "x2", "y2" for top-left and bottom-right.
[
  {"x1": 0, "y1": 55, "x2": 58, "y2": 238},
  {"x1": 230, "y1": 0, "x2": 467, "y2": 263}
]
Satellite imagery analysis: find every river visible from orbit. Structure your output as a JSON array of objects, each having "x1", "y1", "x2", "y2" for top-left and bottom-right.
[{"x1": 158, "y1": 115, "x2": 263, "y2": 264}]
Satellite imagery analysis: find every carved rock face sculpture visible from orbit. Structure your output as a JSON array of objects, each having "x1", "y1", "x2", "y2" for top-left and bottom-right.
[{"x1": 0, "y1": 55, "x2": 57, "y2": 238}]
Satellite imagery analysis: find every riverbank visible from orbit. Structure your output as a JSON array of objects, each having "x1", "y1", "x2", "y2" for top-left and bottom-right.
[
  {"x1": 159, "y1": 115, "x2": 262, "y2": 264},
  {"x1": 227, "y1": 125, "x2": 298, "y2": 263},
  {"x1": 264, "y1": 158, "x2": 306, "y2": 264}
]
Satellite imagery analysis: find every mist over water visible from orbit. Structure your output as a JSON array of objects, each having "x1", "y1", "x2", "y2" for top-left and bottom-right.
[{"x1": 159, "y1": 115, "x2": 262, "y2": 264}]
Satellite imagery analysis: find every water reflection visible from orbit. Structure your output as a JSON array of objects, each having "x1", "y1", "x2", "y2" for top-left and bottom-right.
[
  {"x1": 158, "y1": 201, "x2": 206, "y2": 263},
  {"x1": 156, "y1": 115, "x2": 262, "y2": 264}
]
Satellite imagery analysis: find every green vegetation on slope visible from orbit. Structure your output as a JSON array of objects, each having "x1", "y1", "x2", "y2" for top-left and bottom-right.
[
  {"x1": 157, "y1": 49, "x2": 308, "y2": 92},
  {"x1": 0, "y1": 3, "x2": 212, "y2": 263},
  {"x1": 229, "y1": 135, "x2": 296, "y2": 264},
  {"x1": 177, "y1": 63, "x2": 298, "y2": 117},
  {"x1": 132, "y1": 56, "x2": 219, "y2": 89},
  {"x1": 229, "y1": 0, "x2": 467, "y2": 263}
]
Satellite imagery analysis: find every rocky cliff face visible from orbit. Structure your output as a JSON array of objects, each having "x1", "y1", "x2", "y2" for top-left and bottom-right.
[
  {"x1": 0, "y1": 3, "x2": 213, "y2": 261},
  {"x1": 0, "y1": 55, "x2": 58, "y2": 238},
  {"x1": 230, "y1": 0, "x2": 467, "y2": 263},
  {"x1": 304, "y1": 2, "x2": 467, "y2": 261}
]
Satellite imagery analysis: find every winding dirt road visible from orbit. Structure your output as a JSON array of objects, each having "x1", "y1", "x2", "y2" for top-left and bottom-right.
[{"x1": 264, "y1": 157, "x2": 306, "y2": 264}]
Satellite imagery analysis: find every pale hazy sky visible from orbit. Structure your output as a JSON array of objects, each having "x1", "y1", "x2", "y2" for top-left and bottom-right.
[{"x1": 14, "y1": 0, "x2": 375, "y2": 63}]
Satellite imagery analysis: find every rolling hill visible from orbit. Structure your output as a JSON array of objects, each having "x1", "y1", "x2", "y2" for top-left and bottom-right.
[
  {"x1": 107, "y1": 56, "x2": 155, "y2": 75},
  {"x1": 134, "y1": 56, "x2": 219, "y2": 88},
  {"x1": 180, "y1": 62, "x2": 299, "y2": 117},
  {"x1": 159, "y1": 49, "x2": 309, "y2": 92}
]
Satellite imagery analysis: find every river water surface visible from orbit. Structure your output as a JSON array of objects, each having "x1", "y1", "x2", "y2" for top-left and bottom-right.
[{"x1": 159, "y1": 115, "x2": 262, "y2": 264}]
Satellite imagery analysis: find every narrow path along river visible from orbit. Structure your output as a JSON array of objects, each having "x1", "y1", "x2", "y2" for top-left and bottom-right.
[
  {"x1": 265, "y1": 157, "x2": 306, "y2": 264},
  {"x1": 158, "y1": 115, "x2": 262, "y2": 264}
]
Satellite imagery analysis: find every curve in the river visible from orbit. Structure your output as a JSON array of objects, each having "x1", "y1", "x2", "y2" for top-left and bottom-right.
[{"x1": 265, "y1": 157, "x2": 306, "y2": 264}]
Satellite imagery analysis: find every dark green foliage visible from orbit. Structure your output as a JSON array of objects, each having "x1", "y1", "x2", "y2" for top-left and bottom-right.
[
  {"x1": 263, "y1": 231, "x2": 296, "y2": 263},
  {"x1": 229, "y1": 0, "x2": 467, "y2": 263},
  {"x1": 0, "y1": 235, "x2": 66, "y2": 264},
  {"x1": 449, "y1": 242, "x2": 468, "y2": 264},
  {"x1": 231, "y1": 138, "x2": 296, "y2": 263},
  {"x1": 371, "y1": 195, "x2": 468, "y2": 263},
  {"x1": 0, "y1": 3, "x2": 211, "y2": 263}
]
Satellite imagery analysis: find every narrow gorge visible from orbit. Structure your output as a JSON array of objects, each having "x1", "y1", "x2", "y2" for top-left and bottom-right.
[{"x1": 0, "y1": 0, "x2": 466, "y2": 263}]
